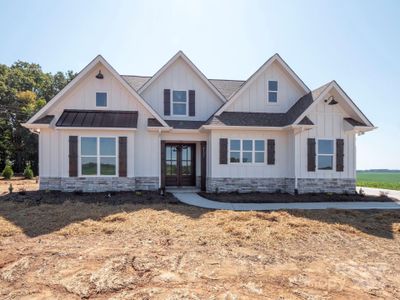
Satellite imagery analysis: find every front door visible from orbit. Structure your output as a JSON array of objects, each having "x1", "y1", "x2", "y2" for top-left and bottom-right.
[{"x1": 165, "y1": 143, "x2": 196, "y2": 186}]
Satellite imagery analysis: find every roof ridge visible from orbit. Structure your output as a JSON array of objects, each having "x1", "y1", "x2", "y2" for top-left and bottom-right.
[{"x1": 209, "y1": 78, "x2": 246, "y2": 82}]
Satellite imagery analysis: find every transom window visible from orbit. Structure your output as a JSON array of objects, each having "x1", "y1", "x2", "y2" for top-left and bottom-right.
[
  {"x1": 229, "y1": 139, "x2": 265, "y2": 164},
  {"x1": 80, "y1": 137, "x2": 117, "y2": 176},
  {"x1": 268, "y1": 80, "x2": 278, "y2": 103},
  {"x1": 96, "y1": 92, "x2": 107, "y2": 107},
  {"x1": 172, "y1": 90, "x2": 187, "y2": 116},
  {"x1": 317, "y1": 139, "x2": 334, "y2": 170}
]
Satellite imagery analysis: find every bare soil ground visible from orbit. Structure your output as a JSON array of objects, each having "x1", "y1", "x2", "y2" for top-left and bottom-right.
[
  {"x1": 199, "y1": 191, "x2": 396, "y2": 203},
  {"x1": 1, "y1": 179, "x2": 400, "y2": 299}
]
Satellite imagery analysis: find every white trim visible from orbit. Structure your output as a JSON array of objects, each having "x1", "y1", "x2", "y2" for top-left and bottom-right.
[
  {"x1": 171, "y1": 90, "x2": 189, "y2": 117},
  {"x1": 316, "y1": 138, "x2": 335, "y2": 171},
  {"x1": 215, "y1": 54, "x2": 310, "y2": 115},
  {"x1": 202, "y1": 125, "x2": 286, "y2": 131},
  {"x1": 56, "y1": 127, "x2": 136, "y2": 131},
  {"x1": 79, "y1": 136, "x2": 118, "y2": 177},
  {"x1": 228, "y1": 139, "x2": 266, "y2": 165},
  {"x1": 25, "y1": 55, "x2": 168, "y2": 128},
  {"x1": 138, "y1": 51, "x2": 226, "y2": 103}
]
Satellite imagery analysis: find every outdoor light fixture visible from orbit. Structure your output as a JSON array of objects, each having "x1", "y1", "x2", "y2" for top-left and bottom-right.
[
  {"x1": 96, "y1": 70, "x2": 104, "y2": 79},
  {"x1": 325, "y1": 95, "x2": 338, "y2": 105}
]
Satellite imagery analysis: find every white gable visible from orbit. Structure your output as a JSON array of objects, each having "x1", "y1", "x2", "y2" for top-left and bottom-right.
[
  {"x1": 140, "y1": 56, "x2": 223, "y2": 121},
  {"x1": 226, "y1": 60, "x2": 306, "y2": 113}
]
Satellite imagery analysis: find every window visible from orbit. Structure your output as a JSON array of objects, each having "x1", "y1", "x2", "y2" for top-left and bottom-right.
[
  {"x1": 172, "y1": 90, "x2": 187, "y2": 116},
  {"x1": 229, "y1": 139, "x2": 265, "y2": 164},
  {"x1": 317, "y1": 139, "x2": 334, "y2": 170},
  {"x1": 268, "y1": 80, "x2": 278, "y2": 103},
  {"x1": 80, "y1": 137, "x2": 117, "y2": 176},
  {"x1": 96, "y1": 92, "x2": 107, "y2": 107}
]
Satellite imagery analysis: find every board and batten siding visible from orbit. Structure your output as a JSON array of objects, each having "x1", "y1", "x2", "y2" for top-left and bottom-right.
[
  {"x1": 226, "y1": 61, "x2": 305, "y2": 113},
  {"x1": 295, "y1": 97, "x2": 357, "y2": 179},
  {"x1": 140, "y1": 57, "x2": 223, "y2": 121}
]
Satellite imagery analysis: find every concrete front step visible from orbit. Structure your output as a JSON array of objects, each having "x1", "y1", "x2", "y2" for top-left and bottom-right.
[{"x1": 166, "y1": 186, "x2": 201, "y2": 193}]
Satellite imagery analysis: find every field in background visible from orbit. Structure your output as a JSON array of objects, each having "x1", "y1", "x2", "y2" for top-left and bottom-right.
[{"x1": 357, "y1": 171, "x2": 400, "y2": 190}]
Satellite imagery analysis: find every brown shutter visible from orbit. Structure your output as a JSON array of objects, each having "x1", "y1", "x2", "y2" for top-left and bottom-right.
[
  {"x1": 219, "y1": 138, "x2": 228, "y2": 164},
  {"x1": 119, "y1": 137, "x2": 127, "y2": 177},
  {"x1": 164, "y1": 89, "x2": 170, "y2": 116},
  {"x1": 336, "y1": 139, "x2": 344, "y2": 172},
  {"x1": 189, "y1": 90, "x2": 195, "y2": 116},
  {"x1": 267, "y1": 139, "x2": 275, "y2": 165},
  {"x1": 69, "y1": 136, "x2": 78, "y2": 177},
  {"x1": 307, "y1": 138, "x2": 316, "y2": 172}
]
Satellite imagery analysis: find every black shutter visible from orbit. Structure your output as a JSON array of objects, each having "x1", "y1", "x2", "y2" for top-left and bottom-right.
[
  {"x1": 189, "y1": 90, "x2": 195, "y2": 116},
  {"x1": 219, "y1": 138, "x2": 228, "y2": 164},
  {"x1": 69, "y1": 136, "x2": 78, "y2": 177},
  {"x1": 119, "y1": 137, "x2": 127, "y2": 177},
  {"x1": 307, "y1": 138, "x2": 316, "y2": 172},
  {"x1": 267, "y1": 139, "x2": 275, "y2": 165},
  {"x1": 164, "y1": 89, "x2": 170, "y2": 116},
  {"x1": 336, "y1": 139, "x2": 344, "y2": 172}
]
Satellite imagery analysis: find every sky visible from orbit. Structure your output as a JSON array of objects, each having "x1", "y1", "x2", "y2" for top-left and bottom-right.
[{"x1": 0, "y1": 0, "x2": 399, "y2": 170}]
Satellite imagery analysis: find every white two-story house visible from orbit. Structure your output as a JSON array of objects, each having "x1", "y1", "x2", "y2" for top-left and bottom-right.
[{"x1": 23, "y1": 51, "x2": 375, "y2": 194}]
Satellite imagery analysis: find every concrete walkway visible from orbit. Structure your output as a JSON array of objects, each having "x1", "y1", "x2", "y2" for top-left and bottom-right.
[
  {"x1": 357, "y1": 186, "x2": 400, "y2": 200},
  {"x1": 173, "y1": 192, "x2": 400, "y2": 211}
]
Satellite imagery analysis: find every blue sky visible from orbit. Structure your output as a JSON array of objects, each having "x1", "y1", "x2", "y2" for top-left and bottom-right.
[{"x1": 1, "y1": 0, "x2": 399, "y2": 169}]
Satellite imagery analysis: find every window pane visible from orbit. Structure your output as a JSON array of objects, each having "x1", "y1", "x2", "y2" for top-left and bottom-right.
[
  {"x1": 81, "y1": 157, "x2": 97, "y2": 175},
  {"x1": 100, "y1": 157, "x2": 116, "y2": 175},
  {"x1": 166, "y1": 161, "x2": 177, "y2": 175},
  {"x1": 182, "y1": 161, "x2": 192, "y2": 175},
  {"x1": 173, "y1": 103, "x2": 186, "y2": 115},
  {"x1": 96, "y1": 92, "x2": 107, "y2": 107},
  {"x1": 243, "y1": 140, "x2": 253, "y2": 151},
  {"x1": 242, "y1": 151, "x2": 252, "y2": 163},
  {"x1": 173, "y1": 91, "x2": 187, "y2": 102},
  {"x1": 230, "y1": 140, "x2": 240, "y2": 151},
  {"x1": 318, "y1": 140, "x2": 334, "y2": 154},
  {"x1": 81, "y1": 137, "x2": 97, "y2": 155},
  {"x1": 100, "y1": 138, "x2": 115, "y2": 156},
  {"x1": 268, "y1": 80, "x2": 278, "y2": 91},
  {"x1": 255, "y1": 140, "x2": 265, "y2": 151},
  {"x1": 318, "y1": 155, "x2": 333, "y2": 170},
  {"x1": 255, "y1": 152, "x2": 265, "y2": 163},
  {"x1": 230, "y1": 151, "x2": 240, "y2": 163},
  {"x1": 268, "y1": 92, "x2": 277, "y2": 102}
]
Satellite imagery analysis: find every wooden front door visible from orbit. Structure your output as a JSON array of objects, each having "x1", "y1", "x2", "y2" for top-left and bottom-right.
[{"x1": 165, "y1": 143, "x2": 196, "y2": 186}]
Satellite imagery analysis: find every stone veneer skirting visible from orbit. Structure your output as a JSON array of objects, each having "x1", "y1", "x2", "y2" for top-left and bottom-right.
[
  {"x1": 206, "y1": 177, "x2": 355, "y2": 194},
  {"x1": 40, "y1": 177, "x2": 159, "y2": 192}
]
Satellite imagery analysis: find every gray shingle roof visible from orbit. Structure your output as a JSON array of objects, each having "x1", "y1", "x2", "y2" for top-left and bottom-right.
[
  {"x1": 344, "y1": 117, "x2": 367, "y2": 126},
  {"x1": 33, "y1": 115, "x2": 54, "y2": 124},
  {"x1": 147, "y1": 118, "x2": 163, "y2": 127},
  {"x1": 56, "y1": 110, "x2": 138, "y2": 128},
  {"x1": 122, "y1": 75, "x2": 151, "y2": 90},
  {"x1": 209, "y1": 79, "x2": 245, "y2": 99},
  {"x1": 165, "y1": 120, "x2": 206, "y2": 129}
]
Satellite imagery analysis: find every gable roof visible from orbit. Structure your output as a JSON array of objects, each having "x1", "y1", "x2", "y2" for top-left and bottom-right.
[
  {"x1": 25, "y1": 55, "x2": 169, "y2": 128},
  {"x1": 122, "y1": 75, "x2": 151, "y2": 90},
  {"x1": 215, "y1": 53, "x2": 311, "y2": 115},
  {"x1": 137, "y1": 51, "x2": 227, "y2": 103}
]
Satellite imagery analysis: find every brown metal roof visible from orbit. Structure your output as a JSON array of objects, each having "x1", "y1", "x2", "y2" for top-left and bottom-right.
[
  {"x1": 165, "y1": 120, "x2": 206, "y2": 129},
  {"x1": 33, "y1": 115, "x2": 54, "y2": 124},
  {"x1": 56, "y1": 110, "x2": 138, "y2": 128}
]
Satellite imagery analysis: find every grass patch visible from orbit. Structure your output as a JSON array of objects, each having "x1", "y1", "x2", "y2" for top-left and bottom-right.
[{"x1": 357, "y1": 172, "x2": 400, "y2": 190}]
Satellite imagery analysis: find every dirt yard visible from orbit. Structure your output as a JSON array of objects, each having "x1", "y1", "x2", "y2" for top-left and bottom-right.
[{"x1": 1, "y1": 179, "x2": 400, "y2": 299}]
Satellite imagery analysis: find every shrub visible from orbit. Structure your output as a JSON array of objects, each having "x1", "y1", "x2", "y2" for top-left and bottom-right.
[
  {"x1": 2, "y1": 161, "x2": 14, "y2": 179},
  {"x1": 23, "y1": 163, "x2": 34, "y2": 179}
]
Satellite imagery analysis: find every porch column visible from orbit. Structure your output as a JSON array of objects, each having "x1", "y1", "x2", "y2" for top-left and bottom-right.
[{"x1": 200, "y1": 141, "x2": 207, "y2": 191}]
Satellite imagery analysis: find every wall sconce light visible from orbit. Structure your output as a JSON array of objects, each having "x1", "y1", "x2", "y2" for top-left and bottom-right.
[
  {"x1": 96, "y1": 70, "x2": 104, "y2": 79},
  {"x1": 324, "y1": 95, "x2": 338, "y2": 105}
]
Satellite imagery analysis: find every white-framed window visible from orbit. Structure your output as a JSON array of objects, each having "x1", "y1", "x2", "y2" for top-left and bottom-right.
[
  {"x1": 268, "y1": 80, "x2": 278, "y2": 103},
  {"x1": 80, "y1": 137, "x2": 117, "y2": 176},
  {"x1": 96, "y1": 92, "x2": 107, "y2": 107},
  {"x1": 317, "y1": 139, "x2": 334, "y2": 170},
  {"x1": 229, "y1": 139, "x2": 265, "y2": 164},
  {"x1": 172, "y1": 90, "x2": 188, "y2": 116}
]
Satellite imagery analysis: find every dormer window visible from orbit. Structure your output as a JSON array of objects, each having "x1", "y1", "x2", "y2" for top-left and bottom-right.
[
  {"x1": 268, "y1": 81, "x2": 278, "y2": 103},
  {"x1": 172, "y1": 90, "x2": 187, "y2": 116},
  {"x1": 96, "y1": 92, "x2": 107, "y2": 107}
]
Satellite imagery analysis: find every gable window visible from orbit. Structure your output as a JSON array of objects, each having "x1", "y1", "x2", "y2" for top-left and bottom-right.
[
  {"x1": 80, "y1": 137, "x2": 117, "y2": 176},
  {"x1": 96, "y1": 92, "x2": 107, "y2": 107},
  {"x1": 172, "y1": 90, "x2": 187, "y2": 116},
  {"x1": 317, "y1": 139, "x2": 334, "y2": 170},
  {"x1": 229, "y1": 139, "x2": 265, "y2": 164},
  {"x1": 268, "y1": 80, "x2": 278, "y2": 103}
]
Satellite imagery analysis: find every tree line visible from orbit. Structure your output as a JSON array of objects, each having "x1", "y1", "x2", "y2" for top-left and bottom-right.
[{"x1": 0, "y1": 61, "x2": 76, "y2": 175}]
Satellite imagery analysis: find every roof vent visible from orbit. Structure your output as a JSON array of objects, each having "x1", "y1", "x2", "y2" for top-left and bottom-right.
[
  {"x1": 325, "y1": 95, "x2": 338, "y2": 105},
  {"x1": 96, "y1": 70, "x2": 104, "y2": 79}
]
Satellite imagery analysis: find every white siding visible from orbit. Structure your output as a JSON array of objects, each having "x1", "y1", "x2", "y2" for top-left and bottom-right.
[
  {"x1": 295, "y1": 97, "x2": 356, "y2": 179},
  {"x1": 141, "y1": 57, "x2": 223, "y2": 121},
  {"x1": 227, "y1": 61, "x2": 305, "y2": 113}
]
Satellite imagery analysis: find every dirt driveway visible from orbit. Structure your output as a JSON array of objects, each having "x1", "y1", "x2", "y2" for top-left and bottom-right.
[{"x1": 0, "y1": 179, "x2": 400, "y2": 299}]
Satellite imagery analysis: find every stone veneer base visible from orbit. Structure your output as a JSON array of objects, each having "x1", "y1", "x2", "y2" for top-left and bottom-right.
[
  {"x1": 40, "y1": 177, "x2": 159, "y2": 192},
  {"x1": 206, "y1": 177, "x2": 355, "y2": 194}
]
